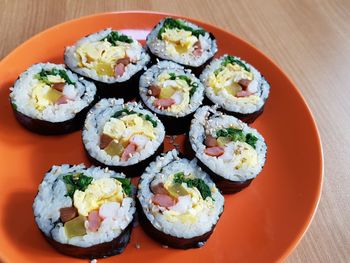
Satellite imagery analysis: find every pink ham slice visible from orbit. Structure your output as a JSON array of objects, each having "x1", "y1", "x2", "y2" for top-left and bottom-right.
[
  {"x1": 115, "y1": 63, "x2": 125, "y2": 77},
  {"x1": 193, "y1": 41, "x2": 203, "y2": 57},
  {"x1": 52, "y1": 83, "x2": 65, "y2": 92},
  {"x1": 238, "y1": 79, "x2": 252, "y2": 90},
  {"x1": 59, "y1": 207, "x2": 78, "y2": 223},
  {"x1": 152, "y1": 194, "x2": 176, "y2": 208},
  {"x1": 205, "y1": 135, "x2": 218, "y2": 147},
  {"x1": 205, "y1": 146, "x2": 225, "y2": 157},
  {"x1": 116, "y1": 57, "x2": 130, "y2": 66},
  {"x1": 87, "y1": 210, "x2": 102, "y2": 232},
  {"x1": 153, "y1": 98, "x2": 176, "y2": 109},
  {"x1": 100, "y1": 134, "x2": 113, "y2": 149},
  {"x1": 236, "y1": 90, "x2": 252, "y2": 97},
  {"x1": 55, "y1": 95, "x2": 69, "y2": 105},
  {"x1": 149, "y1": 85, "x2": 161, "y2": 97},
  {"x1": 150, "y1": 183, "x2": 169, "y2": 195},
  {"x1": 121, "y1": 143, "x2": 137, "y2": 161}
]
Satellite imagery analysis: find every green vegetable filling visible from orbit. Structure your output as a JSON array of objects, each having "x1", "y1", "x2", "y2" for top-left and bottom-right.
[
  {"x1": 114, "y1": 177, "x2": 132, "y2": 196},
  {"x1": 173, "y1": 172, "x2": 212, "y2": 200},
  {"x1": 216, "y1": 128, "x2": 258, "y2": 148},
  {"x1": 112, "y1": 109, "x2": 158, "y2": 127},
  {"x1": 35, "y1": 68, "x2": 75, "y2": 85},
  {"x1": 11, "y1": 102, "x2": 17, "y2": 110},
  {"x1": 168, "y1": 72, "x2": 198, "y2": 98},
  {"x1": 214, "y1": 56, "x2": 250, "y2": 76},
  {"x1": 103, "y1": 31, "x2": 133, "y2": 45},
  {"x1": 63, "y1": 173, "x2": 93, "y2": 198},
  {"x1": 157, "y1": 18, "x2": 206, "y2": 40}
]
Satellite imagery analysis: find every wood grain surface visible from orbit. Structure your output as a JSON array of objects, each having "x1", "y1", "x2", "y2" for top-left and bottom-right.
[{"x1": 0, "y1": 0, "x2": 349, "y2": 262}]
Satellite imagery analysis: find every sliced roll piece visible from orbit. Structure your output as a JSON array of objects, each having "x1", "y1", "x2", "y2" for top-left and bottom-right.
[
  {"x1": 189, "y1": 106, "x2": 267, "y2": 194},
  {"x1": 137, "y1": 149, "x2": 224, "y2": 249},
  {"x1": 146, "y1": 17, "x2": 217, "y2": 75},
  {"x1": 33, "y1": 164, "x2": 136, "y2": 259},
  {"x1": 200, "y1": 55, "x2": 270, "y2": 123},
  {"x1": 9, "y1": 63, "x2": 97, "y2": 134},
  {"x1": 83, "y1": 98, "x2": 165, "y2": 176},
  {"x1": 65, "y1": 29, "x2": 150, "y2": 99},
  {"x1": 139, "y1": 60, "x2": 204, "y2": 134}
]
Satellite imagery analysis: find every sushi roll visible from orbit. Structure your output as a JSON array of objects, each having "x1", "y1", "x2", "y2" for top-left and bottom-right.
[
  {"x1": 189, "y1": 106, "x2": 267, "y2": 194},
  {"x1": 146, "y1": 17, "x2": 217, "y2": 75},
  {"x1": 83, "y1": 98, "x2": 165, "y2": 176},
  {"x1": 200, "y1": 55, "x2": 270, "y2": 123},
  {"x1": 137, "y1": 150, "x2": 224, "y2": 249},
  {"x1": 65, "y1": 29, "x2": 150, "y2": 100},
  {"x1": 139, "y1": 60, "x2": 204, "y2": 134},
  {"x1": 33, "y1": 164, "x2": 136, "y2": 259},
  {"x1": 9, "y1": 63, "x2": 97, "y2": 135}
]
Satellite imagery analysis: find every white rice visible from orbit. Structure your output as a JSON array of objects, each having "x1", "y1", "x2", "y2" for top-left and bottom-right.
[
  {"x1": 139, "y1": 60, "x2": 204, "y2": 117},
  {"x1": 33, "y1": 164, "x2": 135, "y2": 248},
  {"x1": 65, "y1": 28, "x2": 150, "y2": 83},
  {"x1": 82, "y1": 98, "x2": 165, "y2": 166},
  {"x1": 189, "y1": 106, "x2": 267, "y2": 181},
  {"x1": 9, "y1": 63, "x2": 96, "y2": 122},
  {"x1": 200, "y1": 55, "x2": 270, "y2": 114},
  {"x1": 146, "y1": 18, "x2": 217, "y2": 67},
  {"x1": 138, "y1": 149, "x2": 224, "y2": 238}
]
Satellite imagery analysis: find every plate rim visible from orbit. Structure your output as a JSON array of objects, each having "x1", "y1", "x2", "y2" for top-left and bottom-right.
[{"x1": 0, "y1": 10, "x2": 324, "y2": 262}]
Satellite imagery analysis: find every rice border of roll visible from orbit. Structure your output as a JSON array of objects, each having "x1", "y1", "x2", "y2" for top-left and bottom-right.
[
  {"x1": 9, "y1": 63, "x2": 97, "y2": 135},
  {"x1": 137, "y1": 149, "x2": 224, "y2": 249},
  {"x1": 146, "y1": 17, "x2": 218, "y2": 75},
  {"x1": 64, "y1": 28, "x2": 150, "y2": 100},
  {"x1": 200, "y1": 55, "x2": 270, "y2": 123},
  {"x1": 139, "y1": 60, "x2": 205, "y2": 135},
  {"x1": 188, "y1": 106, "x2": 267, "y2": 194},
  {"x1": 32, "y1": 164, "x2": 136, "y2": 259},
  {"x1": 82, "y1": 98, "x2": 165, "y2": 177}
]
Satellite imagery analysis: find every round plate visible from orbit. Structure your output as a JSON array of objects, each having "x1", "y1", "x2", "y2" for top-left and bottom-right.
[{"x1": 0, "y1": 11, "x2": 323, "y2": 262}]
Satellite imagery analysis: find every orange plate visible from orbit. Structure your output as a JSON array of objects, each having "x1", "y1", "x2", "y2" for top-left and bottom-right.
[{"x1": 0, "y1": 11, "x2": 323, "y2": 263}]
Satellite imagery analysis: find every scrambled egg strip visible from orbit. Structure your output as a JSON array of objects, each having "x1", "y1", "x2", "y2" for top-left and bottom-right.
[
  {"x1": 75, "y1": 41, "x2": 127, "y2": 77},
  {"x1": 161, "y1": 28, "x2": 198, "y2": 56},
  {"x1": 73, "y1": 178, "x2": 124, "y2": 216},
  {"x1": 208, "y1": 63, "x2": 257, "y2": 99}
]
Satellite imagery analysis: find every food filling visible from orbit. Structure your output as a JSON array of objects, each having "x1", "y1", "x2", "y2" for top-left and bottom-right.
[
  {"x1": 204, "y1": 126, "x2": 259, "y2": 170},
  {"x1": 208, "y1": 56, "x2": 259, "y2": 100},
  {"x1": 157, "y1": 18, "x2": 210, "y2": 57},
  {"x1": 150, "y1": 171, "x2": 214, "y2": 224},
  {"x1": 61, "y1": 173, "x2": 132, "y2": 238},
  {"x1": 75, "y1": 31, "x2": 142, "y2": 77},
  {"x1": 148, "y1": 72, "x2": 198, "y2": 113},
  {"x1": 32, "y1": 68, "x2": 76, "y2": 111},
  {"x1": 99, "y1": 109, "x2": 158, "y2": 160}
]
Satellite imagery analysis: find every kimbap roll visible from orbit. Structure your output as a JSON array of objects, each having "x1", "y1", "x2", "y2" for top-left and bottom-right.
[
  {"x1": 189, "y1": 106, "x2": 267, "y2": 194},
  {"x1": 146, "y1": 17, "x2": 217, "y2": 75},
  {"x1": 137, "y1": 150, "x2": 224, "y2": 249},
  {"x1": 83, "y1": 98, "x2": 165, "y2": 176},
  {"x1": 33, "y1": 164, "x2": 136, "y2": 259},
  {"x1": 65, "y1": 29, "x2": 150, "y2": 100},
  {"x1": 200, "y1": 55, "x2": 270, "y2": 123},
  {"x1": 139, "y1": 60, "x2": 204, "y2": 134},
  {"x1": 9, "y1": 63, "x2": 97, "y2": 135}
]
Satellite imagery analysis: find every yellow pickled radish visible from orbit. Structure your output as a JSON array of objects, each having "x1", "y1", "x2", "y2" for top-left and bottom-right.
[
  {"x1": 94, "y1": 61, "x2": 115, "y2": 76},
  {"x1": 44, "y1": 88, "x2": 62, "y2": 103},
  {"x1": 217, "y1": 136, "x2": 231, "y2": 147},
  {"x1": 64, "y1": 215, "x2": 86, "y2": 239},
  {"x1": 159, "y1": 86, "x2": 176, "y2": 99},
  {"x1": 104, "y1": 140, "x2": 125, "y2": 157},
  {"x1": 167, "y1": 183, "x2": 189, "y2": 198}
]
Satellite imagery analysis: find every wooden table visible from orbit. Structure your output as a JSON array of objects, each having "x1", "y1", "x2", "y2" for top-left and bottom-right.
[{"x1": 1, "y1": 0, "x2": 349, "y2": 262}]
